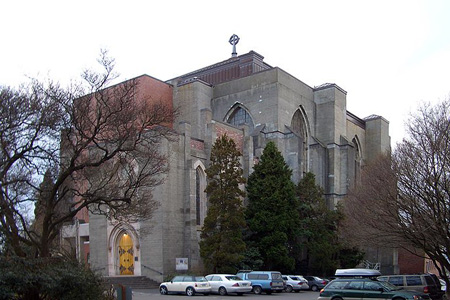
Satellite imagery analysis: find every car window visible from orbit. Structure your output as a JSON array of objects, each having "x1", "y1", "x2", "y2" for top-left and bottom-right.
[
  {"x1": 211, "y1": 276, "x2": 221, "y2": 281},
  {"x1": 388, "y1": 276, "x2": 404, "y2": 286},
  {"x1": 406, "y1": 276, "x2": 422, "y2": 286},
  {"x1": 379, "y1": 280, "x2": 400, "y2": 291},
  {"x1": 364, "y1": 281, "x2": 382, "y2": 291},
  {"x1": 327, "y1": 281, "x2": 350, "y2": 289},
  {"x1": 248, "y1": 274, "x2": 258, "y2": 279},
  {"x1": 290, "y1": 276, "x2": 299, "y2": 280},
  {"x1": 226, "y1": 275, "x2": 241, "y2": 281},
  {"x1": 272, "y1": 273, "x2": 282, "y2": 279},
  {"x1": 183, "y1": 276, "x2": 194, "y2": 282},
  {"x1": 205, "y1": 275, "x2": 212, "y2": 281},
  {"x1": 348, "y1": 281, "x2": 363, "y2": 290},
  {"x1": 195, "y1": 276, "x2": 207, "y2": 282},
  {"x1": 172, "y1": 276, "x2": 183, "y2": 282},
  {"x1": 424, "y1": 275, "x2": 436, "y2": 286},
  {"x1": 258, "y1": 274, "x2": 269, "y2": 280}
]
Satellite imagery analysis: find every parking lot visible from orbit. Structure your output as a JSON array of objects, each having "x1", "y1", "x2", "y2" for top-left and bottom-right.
[{"x1": 132, "y1": 289, "x2": 319, "y2": 300}]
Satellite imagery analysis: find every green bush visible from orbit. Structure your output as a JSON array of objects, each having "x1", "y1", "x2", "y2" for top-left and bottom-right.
[{"x1": 0, "y1": 256, "x2": 107, "y2": 300}]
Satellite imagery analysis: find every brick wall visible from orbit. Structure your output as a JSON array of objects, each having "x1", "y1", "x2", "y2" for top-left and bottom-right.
[{"x1": 398, "y1": 248, "x2": 425, "y2": 274}]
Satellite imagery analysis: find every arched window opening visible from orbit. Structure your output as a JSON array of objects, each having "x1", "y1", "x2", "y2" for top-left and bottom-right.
[
  {"x1": 195, "y1": 166, "x2": 207, "y2": 227},
  {"x1": 291, "y1": 109, "x2": 309, "y2": 175},
  {"x1": 352, "y1": 136, "x2": 362, "y2": 185},
  {"x1": 196, "y1": 169, "x2": 201, "y2": 225},
  {"x1": 227, "y1": 106, "x2": 254, "y2": 131}
]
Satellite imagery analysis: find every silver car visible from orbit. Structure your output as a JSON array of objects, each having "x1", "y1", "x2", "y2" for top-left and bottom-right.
[
  {"x1": 283, "y1": 275, "x2": 307, "y2": 292},
  {"x1": 294, "y1": 275, "x2": 311, "y2": 290},
  {"x1": 205, "y1": 274, "x2": 252, "y2": 295},
  {"x1": 159, "y1": 275, "x2": 211, "y2": 296}
]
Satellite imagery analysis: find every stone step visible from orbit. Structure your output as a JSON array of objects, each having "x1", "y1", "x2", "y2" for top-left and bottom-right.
[{"x1": 104, "y1": 276, "x2": 159, "y2": 290}]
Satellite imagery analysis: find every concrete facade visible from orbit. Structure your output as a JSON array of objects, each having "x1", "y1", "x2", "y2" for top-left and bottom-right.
[{"x1": 69, "y1": 50, "x2": 391, "y2": 282}]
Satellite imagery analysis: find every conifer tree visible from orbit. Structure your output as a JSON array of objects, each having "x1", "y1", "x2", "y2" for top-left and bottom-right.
[
  {"x1": 245, "y1": 141, "x2": 299, "y2": 273},
  {"x1": 200, "y1": 134, "x2": 246, "y2": 273},
  {"x1": 296, "y1": 172, "x2": 361, "y2": 275}
]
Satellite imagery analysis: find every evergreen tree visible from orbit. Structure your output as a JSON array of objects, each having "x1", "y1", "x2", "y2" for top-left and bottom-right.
[
  {"x1": 200, "y1": 134, "x2": 246, "y2": 273},
  {"x1": 296, "y1": 172, "x2": 362, "y2": 276},
  {"x1": 245, "y1": 141, "x2": 299, "y2": 273}
]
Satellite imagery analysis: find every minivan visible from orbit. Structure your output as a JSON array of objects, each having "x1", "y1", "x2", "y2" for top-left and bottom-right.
[
  {"x1": 378, "y1": 274, "x2": 444, "y2": 300},
  {"x1": 236, "y1": 270, "x2": 284, "y2": 294}
]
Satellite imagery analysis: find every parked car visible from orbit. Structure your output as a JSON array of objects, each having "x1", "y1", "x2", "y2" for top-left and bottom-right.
[
  {"x1": 282, "y1": 275, "x2": 306, "y2": 292},
  {"x1": 303, "y1": 275, "x2": 329, "y2": 291},
  {"x1": 236, "y1": 270, "x2": 285, "y2": 294},
  {"x1": 318, "y1": 277, "x2": 430, "y2": 300},
  {"x1": 205, "y1": 274, "x2": 252, "y2": 295},
  {"x1": 159, "y1": 275, "x2": 211, "y2": 296},
  {"x1": 294, "y1": 275, "x2": 311, "y2": 290},
  {"x1": 378, "y1": 274, "x2": 444, "y2": 300}
]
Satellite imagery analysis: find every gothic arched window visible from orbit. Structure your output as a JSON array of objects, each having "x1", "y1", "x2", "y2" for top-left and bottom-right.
[
  {"x1": 226, "y1": 106, "x2": 254, "y2": 131},
  {"x1": 291, "y1": 109, "x2": 309, "y2": 175},
  {"x1": 195, "y1": 166, "x2": 206, "y2": 226}
]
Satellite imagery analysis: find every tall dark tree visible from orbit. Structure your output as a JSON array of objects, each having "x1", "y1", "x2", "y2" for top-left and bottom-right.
[
  {"x1": 245, "y1": 141, "x2": 299, "y2": 273},
  {"x1": 200, "y1": 134, "x2": 246, "y2": 273},
  {"x1": 344, "y1": 97, "x2": 450, "y2": 297},
  {"x1": 296, "y1": 172, "x2": 356, "y2": 276}
]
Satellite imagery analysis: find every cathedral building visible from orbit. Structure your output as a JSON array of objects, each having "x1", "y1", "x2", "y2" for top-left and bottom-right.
[{"x1": 62, "y1": 39, "x2": 391, "y2": 282}]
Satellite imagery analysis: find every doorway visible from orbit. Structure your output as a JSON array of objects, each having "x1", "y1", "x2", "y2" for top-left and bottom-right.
[{"x1": 118, "y1": 233, "x2": 134, "y2": 275}]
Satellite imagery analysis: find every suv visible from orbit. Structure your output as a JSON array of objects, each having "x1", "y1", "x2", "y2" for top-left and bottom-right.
[
  {"x1": 236, "y1": 270, "x2": 285, "y2": 294},
  {"x1": 378, "y1": 274, "x2": 444, "y2": 300},
  {"x1": 318, "y1": 277, "x2": 430, "y2": 300}
]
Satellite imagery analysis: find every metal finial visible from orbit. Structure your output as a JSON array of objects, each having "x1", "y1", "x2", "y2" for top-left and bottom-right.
[{"x1": 229, "y1": 34, "x2": 240, "y2": 57}]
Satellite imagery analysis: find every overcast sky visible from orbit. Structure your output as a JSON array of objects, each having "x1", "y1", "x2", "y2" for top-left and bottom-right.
[{"x1": 1, "y1": 0, "x2": 449, "y2": 147}]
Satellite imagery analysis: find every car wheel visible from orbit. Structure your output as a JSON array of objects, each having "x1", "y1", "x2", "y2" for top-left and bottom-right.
[
  {"x1": 186, "y1": 287, "x2": 195, "y2": 296},
  {"x1": 219, "y1": 287, "x2": 227, "y2": 296},
  {"x1": 160, "y1": 286, "x2": 168, "y2": 295},
  {"x1": 311, "y1": 285, "x2": 319, "y2": 291},
  {"x1": 286, "y1": 285, "x2": 293, "y2": 293},
  {"x1": 253, "y1": 286, "x2": 262, "y2": 295}
]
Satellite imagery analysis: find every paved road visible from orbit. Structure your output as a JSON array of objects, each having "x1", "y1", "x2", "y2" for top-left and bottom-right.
[{"x1": 132, "y1": 289, "x2": 320, "y2": 300}]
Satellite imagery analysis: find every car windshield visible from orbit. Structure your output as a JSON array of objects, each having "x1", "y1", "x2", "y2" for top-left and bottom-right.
[
  {"x1": 226, "y1": 276, "x2": 242, "y2": 281},
  {"x1": 378, "y1": 280, "x2": 402, "y2": 291}
]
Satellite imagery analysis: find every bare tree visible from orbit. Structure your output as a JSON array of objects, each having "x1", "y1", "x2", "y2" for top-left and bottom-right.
[
  {"x1": 0, "y1": 50, "x2": 175, "y2": 258},
  {"x1": 343, "y1": 97, "x2": 450, "y2": 293}
]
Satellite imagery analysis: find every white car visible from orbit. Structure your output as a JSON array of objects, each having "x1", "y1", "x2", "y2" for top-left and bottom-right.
[
  {"x1": 293, "y1": 275, "x2": 310, "y2": 290},
  {"x1": 283, "y1": 275, "x2": 307, "y2": 292},
  {"x1": 159, "y1": 275, "x2": 211, "y2": 296},
  {"x1": 205, "y1": 274, "x2": 253, "y2": 295}
]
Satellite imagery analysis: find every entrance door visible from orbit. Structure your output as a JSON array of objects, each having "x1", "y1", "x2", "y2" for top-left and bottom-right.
[{"x1": 118, "y1": 233, "x2": 134, "y2": 275}]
